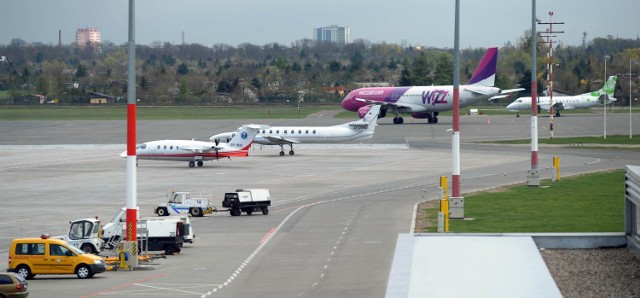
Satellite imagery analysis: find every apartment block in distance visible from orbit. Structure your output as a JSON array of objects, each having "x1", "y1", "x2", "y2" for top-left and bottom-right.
[
  {"x1": 314, "y1": 25, "x2": 350, "y2": 45},
  {"x1": 75, "y1": 28, "x2": 101, "y2": 47}
]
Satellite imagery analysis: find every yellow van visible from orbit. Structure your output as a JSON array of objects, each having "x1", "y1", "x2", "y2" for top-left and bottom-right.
[{"x1": 7, "y1": 235, "x2": 106, "y2": 279}]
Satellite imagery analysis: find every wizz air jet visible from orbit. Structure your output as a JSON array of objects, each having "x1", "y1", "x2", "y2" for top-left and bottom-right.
[
  {"x1": 341, "y1": 47, "x2": 523, "y2": 124},
  {"x1": 506, "y1": 76, "x2": 618, "y2": 116},
  {"x1": 210, "y1": 105, "x2": 381, "y2": 156},
  {"x1": 119, "y1": 124, "x2": 261, "y2": 167}
]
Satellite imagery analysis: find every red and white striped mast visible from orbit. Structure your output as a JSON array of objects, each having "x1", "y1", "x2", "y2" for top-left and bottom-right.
[
  {"x1": 125, "y1": 0, "x2": 138, "y2": 249},
  {"x1": 528, "y1": 0, "x2": 540, "y2": 186}
]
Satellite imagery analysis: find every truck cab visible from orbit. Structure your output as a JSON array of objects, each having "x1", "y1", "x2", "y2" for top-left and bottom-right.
[
  {"x1": 155, "y1": 191, "x2": 214, "y2": 217},
  {"x1": 54, "y1": 218, "x2": 105, "y2": 254}
]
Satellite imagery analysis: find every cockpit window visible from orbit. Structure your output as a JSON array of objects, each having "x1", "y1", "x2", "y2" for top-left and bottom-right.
[{"x1": 137, "y1": 144, "x2": 147, "y2": 149}]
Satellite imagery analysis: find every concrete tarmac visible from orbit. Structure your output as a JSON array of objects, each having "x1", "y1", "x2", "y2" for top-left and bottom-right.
[{"x1": 0, "y1": 112, "x2": 638, "y2": 297}]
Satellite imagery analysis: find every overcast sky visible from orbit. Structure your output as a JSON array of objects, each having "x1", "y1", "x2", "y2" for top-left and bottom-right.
[{"x1": 1, "y1": 0, "x2": 638, "y2": 48}]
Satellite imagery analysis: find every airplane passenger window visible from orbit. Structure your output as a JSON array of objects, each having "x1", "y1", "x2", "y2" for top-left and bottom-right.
[
  {"x1": 298, "y1": 130, "x2": 302, "y2": 134},
  {"x1": 270, "y1": 130, "x2": 273, "y2": 133},
  {"x1": 157, "y1": 145, "x2": 160, "y2": 149},
  {"x1": 170, "y1": 146, "x2": 173, "y2": 149},
  {"x1": 306, "y1": 130, "x2": 309, "y2": 134},
  {"x1": 284, "y1": 130, "x2": 287, "y2": 134},
  {"x1": 313, "y1": 130, "x2": 316, "y2": 134},
  {"x1": 164, "y1": 146, "x2": 167, "y2": 149},
  {"x1": 262, "y1": 130, "x2": 265, "y2": 133},
  {"x1": 276, "y1": 130, "x2": 279, "y2": 133}
]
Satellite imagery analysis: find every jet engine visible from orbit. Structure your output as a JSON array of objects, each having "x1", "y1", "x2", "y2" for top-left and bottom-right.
[{"x1": 357, "y1": 105, "x2": 372, "y2": 119}]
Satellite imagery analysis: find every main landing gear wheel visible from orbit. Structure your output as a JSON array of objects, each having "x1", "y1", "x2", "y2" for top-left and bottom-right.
[
  {"x1": 197, "y1": 160, "x2": 204, "y2": 167},
  {"x1": 289, "y1": 150, "x2": 294, "y2": 156},
  {"x1": 189, "y1": 161, "x2": 195, "y2": 167},
  {"x1": 393, "y1": 117, "x2": 404, "y2": 124},
  {"x1": 279, "y1": 151, "x2": 285, "y2": 156}
]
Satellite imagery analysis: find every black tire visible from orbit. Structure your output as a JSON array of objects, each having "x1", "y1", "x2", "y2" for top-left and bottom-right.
[
  {"x1": 279, "y1": 151, "x2": 285, "y2": 156},
  {"x1": 289, "y1": 150, "x2": 294, "y2": 155},
  {"x1": 246, "y1": 209, "x2": 253, "y2": 215},
  {"x1": 189, "y1": 207, "x2": 202, "y2": 217},
  {"x1": 157, "y1": 207, "x2": 168, "y2": 216},
  {"x1": 230, "y1": 209, "x2": 241, "y2": 216},
  {"x1": 197, "y1": 160, "x2": 204, "y2": 167},
  {"x1": 16, "y1": 265, "x2": 33, "y2": 280},
  {"x1": 262, "y1": 207, "x2": 269, "y2": 215},
  {"x1": 80, "y1": 244, "x2": 95, "y2": 254},
  {"x1": 189, "y1": 161, "x2": 195, "y2": 167},
  {"x1": 76, "y1": 264, "x2": 92, "y2": 279},
  {"x1": 164, "y1": 245, "x2": 175, "y2": 255}
]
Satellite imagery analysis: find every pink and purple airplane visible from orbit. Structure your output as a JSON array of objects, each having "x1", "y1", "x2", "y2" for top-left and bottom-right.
[{"x1": 340, "y1": 47, "x2": 522, "y2": 124}]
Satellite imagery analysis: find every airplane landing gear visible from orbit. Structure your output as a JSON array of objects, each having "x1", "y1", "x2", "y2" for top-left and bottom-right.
[
  {"x1": 189, "y1": 161, "x2": 195, "y2": 167},
  {"x1": 426, "y1": 112, "x2": 439, "y2": 124},
  {"x1": 393, "y1": 117, "x2": 404, "y2": 124},
  {"x1": 278, "y1": 143, "x2": 295, "y2": 156},
  {"x1": 197, "y1": 160, "x2": 204, "y2": 167}
]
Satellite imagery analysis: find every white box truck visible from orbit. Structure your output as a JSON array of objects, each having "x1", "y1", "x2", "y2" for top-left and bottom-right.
[
  {"x1": 222, "y1": 189, "x2": 271, "y2": 216},
  {"x1": 101, "y1": 208, "x2": 194, "y2": 255}
]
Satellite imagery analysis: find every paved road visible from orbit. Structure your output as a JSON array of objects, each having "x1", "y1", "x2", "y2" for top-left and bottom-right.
[{"x1": 0, "y1": 113, "x2": 637, "y2": 297}]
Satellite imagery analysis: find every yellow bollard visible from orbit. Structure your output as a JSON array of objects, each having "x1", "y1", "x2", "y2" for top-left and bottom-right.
[
  {"x1": 440, "y1": 176, "x2": 449, "y2": 200},
  {"x1": 440, "y1": 176, "x2": 449, "y2": 232},
  {"x1": 553, "y1": 156, "x2": 561, "y2": 181}
]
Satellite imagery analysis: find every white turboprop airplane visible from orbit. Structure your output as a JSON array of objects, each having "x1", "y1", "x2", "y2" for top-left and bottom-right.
[
  {"x1": 341, "y1": 47, "x2": 523, "y2": 124},
  {"x1": 506, "y1": 76, "x2": 618, "y2": 116},
  {"x1": 210, "y1": 105, "x2": 381, "y2": 156},
  {"x1": 120, "y1": 124, "x2": 261, "y2": 167}
]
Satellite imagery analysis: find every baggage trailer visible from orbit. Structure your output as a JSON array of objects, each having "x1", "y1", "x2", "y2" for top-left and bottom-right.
[{"x1": 221, "y1": 189, "x2": 271, "y2": 216}]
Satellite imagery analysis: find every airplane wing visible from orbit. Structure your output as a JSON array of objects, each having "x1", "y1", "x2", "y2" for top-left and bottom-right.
[
  {"x1": 262, "y1": 136, "x2": 298, "y2": 145},
  {"x1": 179, "y1": 144, "x2": 217, "y2": 153},
  {"x1": 489, "y1": 88, "x2": 525, "y2": 100},
  {"x1": 355, "y1": 98, "x2": 426, "y2": 112}
]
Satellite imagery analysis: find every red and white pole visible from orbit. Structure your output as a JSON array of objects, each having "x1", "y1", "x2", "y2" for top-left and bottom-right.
[
  {"x1": 126, "y1": 0, "x2": 137, "y2": 243},
  {"x1": 529, "y1": 0, "x2": 540, "y2": 186},
  {"x1": 452, "y1": 0, "x2": 461, "y2": 197}
]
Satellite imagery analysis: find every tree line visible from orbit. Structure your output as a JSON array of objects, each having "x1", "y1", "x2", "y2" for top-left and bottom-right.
[{"x1": 0, "y1": 33, "x2": 639, "y2": 106}]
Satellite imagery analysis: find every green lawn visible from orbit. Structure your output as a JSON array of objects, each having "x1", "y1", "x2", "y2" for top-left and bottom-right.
[
  {"x1": 487, "y1": 135, "x2": 640, "y2": 145},
  {"x1": 0, "y1": 105, "x2": 343, "y2": 120},
  {"x1": 420, "y1": 169, "x2": 625, "y2": 233}
]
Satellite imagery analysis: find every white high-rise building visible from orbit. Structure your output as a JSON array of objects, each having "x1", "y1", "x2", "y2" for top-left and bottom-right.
[{"x1": 314, "y1": 25, "x2": 349, "y2": 45}]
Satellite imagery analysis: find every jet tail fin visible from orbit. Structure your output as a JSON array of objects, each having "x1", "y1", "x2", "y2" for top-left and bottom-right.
[
  {"x1": 227, "y1": 124, "x2": 261, "y2": 150},
  {"x1": 466, "y1": 47, "x2": 498, "y2": 87},
  {"x1": 343, "y1": 105, "x2": 380, "y2": 133}
]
